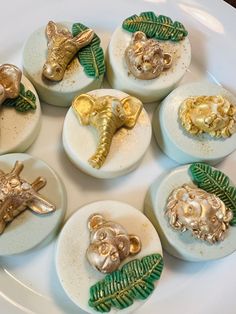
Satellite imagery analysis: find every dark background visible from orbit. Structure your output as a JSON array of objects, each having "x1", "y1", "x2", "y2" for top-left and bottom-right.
[{"x1": 225, "y1": 0, "x2": 236, "y2": 7}]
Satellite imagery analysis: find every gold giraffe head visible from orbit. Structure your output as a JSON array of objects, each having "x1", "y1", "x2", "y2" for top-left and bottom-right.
[
  {"x1": 43, "y1": 21, "x2": 94, "y2": 81},
  {"x1": 0, "y1": 161, "x2": 55, "y2": 234}
]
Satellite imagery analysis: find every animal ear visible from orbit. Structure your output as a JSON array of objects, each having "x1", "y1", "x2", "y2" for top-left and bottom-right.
[
  {"x1": 72, "y1": 94, "x2": 95, "y2": 125},
  {"x1": 129, "y1": 235, "x2": 142, "y2": 255},
  {"x1": 0, "y1": 84, "x2": 6, "y2": 105},
  {"x1": 132, "y1": 31, "x2": 147, "y2": 43},
  {"x1": 73, "y1": 29, "x2": 94, "y2": 48},
  {"x1": 46, "y1": 21, "x2": 58, "y2": 40},
  {"x1": 121, "y1": 96, "x2": 143, "y2": 128},
  {"x1": 163, "y1": 53, "x2": 172, "y2": 69},
  {"x1": 88, "y1": 214, "x2": 105, "y2": 231},
  {"x1": 27, "y1": 194, "x2": 55, "y2": 214},
  {"x1": 11, "y1": 161, "x2": 24, "y2": 175}
]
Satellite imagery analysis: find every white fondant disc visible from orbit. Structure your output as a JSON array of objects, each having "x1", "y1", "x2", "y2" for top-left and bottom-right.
[
  {"x1": 153, "y1": 81, "x2": 236, "y2": 165},
  {"x1": 62, "y1": 89, "x2": 152, "y2": 178},
  {"x1": 144, "y1": 165, "x2": 236, "y2": 262},
  {"x1": 56, "y1": 200, "x2": 163, "y2": 314},
  {"x1": 106, "y1": 26, "x2": 191, "y2": 103},
  {"x1": 0, "y1": 75, "x2": 41, "y2": 155},
  {"x1": 23, "y1": 22, "x2": 103, "y2": 107},
  {"x1": 0, "y1": 153, "x2": 66, "y2": 256}
]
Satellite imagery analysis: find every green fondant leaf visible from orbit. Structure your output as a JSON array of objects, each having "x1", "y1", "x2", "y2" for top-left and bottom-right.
[
  {"x1": 3, "y1": 83, "x2": 36, "y2": 112},
  {"x1": 122, "y1": 11, "x2": 188, "y2": 42},
  {"x1": 72, "y1": 23, "x2": 105, "y2": 78},
  {"x1": 89, "y1": 253, "x2": 163, "y2": 313},
  {"x1": 189, "y1": 163, "x2": 236, "y2": 226}
]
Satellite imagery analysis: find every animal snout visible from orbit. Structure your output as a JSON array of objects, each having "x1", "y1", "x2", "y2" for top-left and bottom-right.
[{"x1": 43, "y1": 63, "x2": 64, "y2": 81}]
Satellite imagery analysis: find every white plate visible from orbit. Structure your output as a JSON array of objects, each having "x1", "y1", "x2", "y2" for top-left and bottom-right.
[{"x1": 0, "y1": 1, "x2": 236, "y2": 314}]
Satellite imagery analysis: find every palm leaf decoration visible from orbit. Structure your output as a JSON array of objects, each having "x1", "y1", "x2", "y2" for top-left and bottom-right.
[
  {"x1": 89, "y1": 253, "x2": 163, "y2": 313},
  {"x1": 72, "y1": 23, "x2": 105, "y2": 78},
  {"x1": 189, "y1": 163, "x2": 236, "y2": 226},
  {"x1": 122, "y1": 11, "x2": 188, "y2": 42},
  {"x1": 3, "y1": 83, "x2": 36, "y2": 112}
]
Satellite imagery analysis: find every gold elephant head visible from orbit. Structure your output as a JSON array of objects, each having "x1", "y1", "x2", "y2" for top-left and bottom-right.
[{"x1": 72, "y1": 94, "x2": 143, "y2": 169}]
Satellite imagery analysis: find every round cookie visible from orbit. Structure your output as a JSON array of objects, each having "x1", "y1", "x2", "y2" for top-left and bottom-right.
[
  {"x1": 106, "y1": 25, "x2": 191, "y2": 103},
  {"x1": 0, "y1": 153, "x2": 66, "y2": 256},
  {"x1": 23, "y1": 22, "x2": 104, "y2": 107},
  {"x1": 153, "y1": 81, "x2": 236, "y2": 165},
  {"x1": 0, "y1": 75, "x2": 41, "y2": 155},
  {"x1": 144, "y1": 164, "x2": 236, "y2": 262},
  {"x1": 62, "y1": 89, "x2": 152, "y2": 178},
  {"x1": 56, "y1": 200, "x2": 163, "y2": 314}
]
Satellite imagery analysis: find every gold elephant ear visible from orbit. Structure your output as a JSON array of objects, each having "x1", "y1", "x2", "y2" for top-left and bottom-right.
[
  {"x1": 121, "y1": 96, "x2": 143, "y2": 128},
  {"x1": 88, "y1": 214, "x2": 106, "y2": 232},
  {"x1": 129, "y1": 235, "x2": 142, "y2": 255},
  {"x1": 72, "y1": 94, "x2": 95, "y2": 125}
]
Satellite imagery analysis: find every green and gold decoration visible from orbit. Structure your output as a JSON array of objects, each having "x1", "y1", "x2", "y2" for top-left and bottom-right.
[
  {"x1": 88, "y1": 253, "x2": 163, "y2": 312},
  {"x1": 0, "y1": 63, "x2": 36, "y2": 112},
  {"x1": 122, "y1": 11, "x2": 188, "y2": 42},
  {"x1": 3, "y1": 83, "x2": 36, "y2": 112},
  {"x1": 189, "y1": 163, "x2": 236, "y2": 226},
  {"x1": 72, "y1": 23, "x2": 105, "y2": 78}
]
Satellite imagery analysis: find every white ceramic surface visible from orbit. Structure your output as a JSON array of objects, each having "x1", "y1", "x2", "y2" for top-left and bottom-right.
[
  {"x1": 1, "y1": 1, "x2": 236, "y2": 314},
  {"x1": 63, "y1": 89, "x2": 151, "y2": 178},
  {"x1": 56, "y1": 200, "x2": 163, "y2": 314},
  {"x1": 144, "y1": 164, "x2": 236, "y2": 261},
  {"x1": 0, "y1": 75, "x2": 41, "y2": 154},
  {"x1": 0, "y1": 153, "x2": 66, "y2": 256},
  {"x1": 23, "y1": 22, "x2": 103, "y2": 107},
  {"x1": 153, "y1": 82, "x2": 236, "y2": 165},
  {"x1": 106, "y1": 26, "x2": 191, "y2": 103}
]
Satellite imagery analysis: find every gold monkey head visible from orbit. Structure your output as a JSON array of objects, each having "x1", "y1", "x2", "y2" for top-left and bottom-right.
[{"x1": 86, "y1": 213, "x2": 141, "y2": 273}]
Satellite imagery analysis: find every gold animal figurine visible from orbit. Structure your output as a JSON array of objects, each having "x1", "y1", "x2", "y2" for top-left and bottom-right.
[
  {"x1": 0, "y1": 161, "x2": 56, "y2": 234},
  {"x1": 43, "y1": 21, "x2": 94, "y2": 81},
  {"x1": 125, "y1": 31, "x2": 172, "y2": 80},
  {"x1": 86, "y1": 214, "x2": 141, "y2": 273},
  {"x1": 166, "y1": 184, "x2": 233, "y2": 244},
  {"x1": 179, "y1": 95, "x2": 236, "y2": 138},
  {"x1": 73, "y1": 94, "x2": 143, "y2": 169},
  {"x1": 0, "y1": 64, "x2": 22, "y2": 106}
]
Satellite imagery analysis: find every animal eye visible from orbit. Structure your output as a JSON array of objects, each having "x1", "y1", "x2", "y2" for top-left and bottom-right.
[
  {"x1": 118, "y1": 242, "x2": 124, "y2": 250},
  {"x1": 91, "y1": 111, "x2": 98, "y2": 117},
  {"x1": 110, "y1": 251, "x2": 119, "y2": 261},
  {"x1": 99, "y1": 232, "x2": 106, "y2": 240},
  {"x1": 211, "y1": 216, "x2": 217, "y2": 223},
  {"x1": 55, "y1": 66, "x2": 61, "y2": 73},
  {"x1": 100, "y1": 243, "x2": 109, "y2": 255},
  {"x1": 137, "y1": 65, "x2": 142, "y2": 71},
  {"x1": 10, "y1": 179, "x2": 20, "y2": 187}
]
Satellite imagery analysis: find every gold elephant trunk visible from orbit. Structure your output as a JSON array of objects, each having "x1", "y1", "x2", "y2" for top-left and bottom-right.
[{"x1": 89, "y1": 110, "x2": 120, "y2": 168}]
